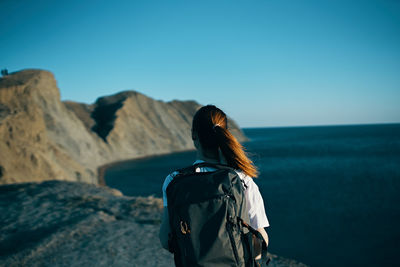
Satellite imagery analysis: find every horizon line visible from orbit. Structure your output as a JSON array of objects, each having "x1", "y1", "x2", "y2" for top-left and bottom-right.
[{"x1": 241, "y1": 121, "x2": 400, "y2": 129}]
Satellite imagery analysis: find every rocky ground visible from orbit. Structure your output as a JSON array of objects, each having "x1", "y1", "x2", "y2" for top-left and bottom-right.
[{"x1": 0, "y1": 181, "x2": 308, "y2": 267}]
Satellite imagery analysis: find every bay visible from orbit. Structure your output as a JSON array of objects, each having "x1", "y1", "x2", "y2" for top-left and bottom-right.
[{"x1": 104, "y1": 123, "x2": 400, "y2": 267}]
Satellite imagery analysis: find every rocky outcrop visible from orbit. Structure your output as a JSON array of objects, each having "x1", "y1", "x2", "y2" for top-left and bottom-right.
[
  {"x1": 0, "y1": 70, "x2": 101, "y2": 184},
  {"x1": 0, "y1": 69, "x2": 246, "y2": 185},
  {"x1": 0, "y1": 181, "x2": 309, "y2": 267}
]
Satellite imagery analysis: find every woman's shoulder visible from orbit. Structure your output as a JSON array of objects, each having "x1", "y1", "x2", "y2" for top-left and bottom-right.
[
  {"x1": 234, "y1": 169, "x2": 259, "y2": 191},
  {"x1": 162, "y1": 171, "x2": 179, "y2": 191},
  {"x1": 163, "y1": 163, "x2": 255, "y2": 187},
  {"x1": 234, "y1": 169, "x2": 252, "y2": 181}
]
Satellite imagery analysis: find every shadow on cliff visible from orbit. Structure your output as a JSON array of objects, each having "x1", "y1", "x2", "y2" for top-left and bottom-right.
[{"x1": 91, "y1": 100, "x2": 123, "y2": 142}]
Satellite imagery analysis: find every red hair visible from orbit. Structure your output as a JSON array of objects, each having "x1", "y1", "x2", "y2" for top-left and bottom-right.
[{"x1": 192, "y1": 105, "x2": 258, "y2": 178}]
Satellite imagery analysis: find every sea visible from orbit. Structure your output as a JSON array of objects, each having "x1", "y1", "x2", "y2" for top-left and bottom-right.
[{"x1": 104, "y1": 123, "x2": 400, "y2": 267}]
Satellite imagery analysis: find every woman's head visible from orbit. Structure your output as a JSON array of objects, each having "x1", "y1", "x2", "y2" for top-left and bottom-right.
[{"x1": 192, "y1": 105, "x2": 258, "y2": 178}]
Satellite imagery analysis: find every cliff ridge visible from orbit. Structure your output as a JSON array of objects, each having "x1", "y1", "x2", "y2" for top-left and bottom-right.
[{"x1": 0, "y1": 69, "x2": 246, "y2": 185}]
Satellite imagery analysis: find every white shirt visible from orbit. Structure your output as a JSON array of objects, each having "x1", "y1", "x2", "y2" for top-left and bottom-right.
[{"x1": 162, "y1": 160, "x2": 270, "y2": 229}]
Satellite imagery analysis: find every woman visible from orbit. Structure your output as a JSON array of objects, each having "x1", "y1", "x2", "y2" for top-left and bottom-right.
[{"x1": 159, "y1": 105, "x2": 269, "y2": 263}]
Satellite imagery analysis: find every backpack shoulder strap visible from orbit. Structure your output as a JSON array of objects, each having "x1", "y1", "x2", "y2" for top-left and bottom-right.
[
  {"x1": 169, "y1": 162, "x2": 237, "y2": 189},
  {"x1": 194, "y1": 162, "x2": 249, "y2": 189},
  {"x1": 173, "y1": 164, "x2": 197, "y2": 177},
  {"x1": 174, "y1": 162, "x2": 234, "y2": 176},
  {"x1": 192, "y1": 162, "x2": 235, "y2": 171}
]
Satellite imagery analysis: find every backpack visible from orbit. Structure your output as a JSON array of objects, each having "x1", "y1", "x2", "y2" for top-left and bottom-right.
[{"x1": 166, "y1": 162, "x2": 269, "y2": 267}]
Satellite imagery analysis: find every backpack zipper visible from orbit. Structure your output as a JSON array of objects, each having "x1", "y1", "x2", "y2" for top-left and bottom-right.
[
  {"x1": 227, "y1": 219, "x2": 240, "y2": 265},
  {"x1": 180, "y1": 220, "x2": 191, "y2": 259}
]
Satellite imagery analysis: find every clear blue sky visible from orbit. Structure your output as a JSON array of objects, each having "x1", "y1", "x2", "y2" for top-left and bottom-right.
[{"x1": 1, "y1": 0, "x2": 399, "y2": 127}]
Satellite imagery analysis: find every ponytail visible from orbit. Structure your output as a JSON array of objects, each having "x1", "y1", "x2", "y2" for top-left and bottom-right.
[
  {"x1": 192, "y1": 105, "x2": 258, "y2": 178},
  {"x1": 214, "y1": 126, "x2": 258, "y2": 178}
]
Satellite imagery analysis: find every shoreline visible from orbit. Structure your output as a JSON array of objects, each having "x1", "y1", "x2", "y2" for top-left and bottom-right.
[{"x1": 97, "y1": 148, "x2": 196, "y2": 186}]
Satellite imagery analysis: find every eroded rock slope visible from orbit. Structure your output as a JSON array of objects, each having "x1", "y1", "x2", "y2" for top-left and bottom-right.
[{"x1": 0, "y1": 69, "x2": 246, "y2": 184}]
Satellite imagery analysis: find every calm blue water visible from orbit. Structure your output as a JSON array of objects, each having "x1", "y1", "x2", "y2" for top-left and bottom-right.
[{"x1": 104, "y1": 124, "x2": 400, "y2": 267}]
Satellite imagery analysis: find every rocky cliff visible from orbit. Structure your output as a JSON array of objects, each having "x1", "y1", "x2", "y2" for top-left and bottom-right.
[
  {"x1": 0, "y1": 69, "x2": 246, "y2": 185},
  {"x1": 0, "y1": 181, "x2": 309, "y2": 267}
]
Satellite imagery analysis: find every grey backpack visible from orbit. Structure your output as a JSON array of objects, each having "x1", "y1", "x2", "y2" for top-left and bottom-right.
[{"x1": 166, "y1": 162, "x2": 269, "y2": 266}]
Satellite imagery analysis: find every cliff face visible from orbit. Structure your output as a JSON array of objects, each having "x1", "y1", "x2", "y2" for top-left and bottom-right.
[
  {"x1": 0, "y1": 69, "x2": 247, "y2": 185},
  {"x1": 0, "y1": 70, "x2": 101, "y2": 184}
]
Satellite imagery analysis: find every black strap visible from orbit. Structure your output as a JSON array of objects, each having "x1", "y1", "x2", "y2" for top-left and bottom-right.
[
  {"x1": 174, "y1": 162, "x2": 234, "y2": 177},
  {"x1": 193, "y1": 162, "x2": 234, "y2": 171},
  {"x1": 194, "y1": 162, "x2": 248, "y2": 189},
  {"x1": 239, "y1": 218, "x2": 270, "y2": 266}
]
